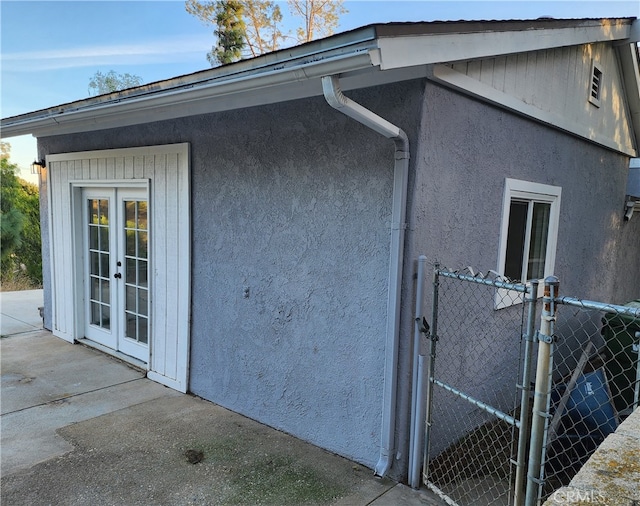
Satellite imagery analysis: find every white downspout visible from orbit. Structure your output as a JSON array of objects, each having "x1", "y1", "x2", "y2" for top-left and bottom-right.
[{"x1": 321, "y1": 75, "x2": 409, "y2": 477}]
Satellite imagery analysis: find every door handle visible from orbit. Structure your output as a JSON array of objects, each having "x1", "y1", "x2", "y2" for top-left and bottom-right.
[{"x1": 114, "y1": 273, "x2": 122, "y2": 279}]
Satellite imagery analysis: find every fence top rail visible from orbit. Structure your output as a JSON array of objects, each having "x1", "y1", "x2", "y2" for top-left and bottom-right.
[
  {"x1": 437, "y1": 268, "x2": 529, "y2": 293},
  {"x1": 556, "y1": 295, "x2": 640, "y2": 318}
]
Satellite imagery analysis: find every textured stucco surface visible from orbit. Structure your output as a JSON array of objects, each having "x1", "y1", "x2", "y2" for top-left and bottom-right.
[
  {"x1": 37, "y1": 80, "x2": 424, "y2": 471},
  {"x1": 36, "y1": 76, "x2": 639, "y2": 481},
  {"x1": 37, "y1": 164, "x2": 52, "y2": 331},
  {"x1": 405, "y1": 81, "x2": 640, "y2": 301},
  {"x1": 394, "y1": 81, "x2": 640, "y2": 468}
]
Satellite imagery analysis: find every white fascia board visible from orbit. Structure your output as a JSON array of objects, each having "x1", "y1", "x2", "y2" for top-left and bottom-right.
[
  {"x1": 1, "y1": 50, "x2": 378, "y2": 138},
  {"x1": 377, "y1": 21, "x2": 633, "y2": 70},
  {"x1": 431, "y1": 64, "x2": 638, "y2": 157},
  {"x1": 616, "y1": 42, "x2": 640, "y2": 152},
  {"x1": 628, "y1": 18, "x2": 640, "y2": 43}
]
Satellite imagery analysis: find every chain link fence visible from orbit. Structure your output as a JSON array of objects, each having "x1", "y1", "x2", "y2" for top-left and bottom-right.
[
  {"x1": 539, "y1": 296, "x2": 640, "y2": 502},
  {"x1": 422, "y1": 266, "x2": 535, "y2": 506},
  {"x1": 419, "y1": 264, "x2": 639, "y2": 506}
]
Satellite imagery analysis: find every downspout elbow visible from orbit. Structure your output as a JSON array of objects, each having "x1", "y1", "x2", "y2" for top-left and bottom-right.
[{"x1": 322, "y1": 75, "x2": 406, "y2": 141}]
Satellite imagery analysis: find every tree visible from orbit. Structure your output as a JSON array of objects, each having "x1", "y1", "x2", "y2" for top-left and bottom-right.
[
  {"x1": 1, "y1": 141, "x2": 10, "y2": 160},
  {"x1": 1, "y1": 149, "x2": 42, "y2": 287},
  {"x1": 288, "y1": 0, "x2": 346, "y2": 44},
  {"x1": 242, "y1": 1, "x2": 284, "y2": 57},
  {"x1": 88, "y1": 70, "x2": 143, "y2": 96},
  {"x1": 187, "y1": 0, "x2": 283, "y2": 63},
  {"x1": 185, "y1": 0, "x2": 344, "y2": 65},
  {"x1": 1, "y1": 158, "x2": 25, "y2": 263},
  {"x1": 212, "y1": 1, "x2": 247, "y2": 65}
]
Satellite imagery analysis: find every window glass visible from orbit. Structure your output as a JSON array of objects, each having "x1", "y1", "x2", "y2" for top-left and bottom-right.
[
  {"x1": 504, "y1": 200, "x2": 528, "y2": 280},
  {"x1": 497, "y1": 179, "x2": 561, "y2": 307},
  {"x1": 528, "y1": 202, "x2": 550, "y2": 280}
]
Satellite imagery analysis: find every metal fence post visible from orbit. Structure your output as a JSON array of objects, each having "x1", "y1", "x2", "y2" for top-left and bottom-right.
[
  {"x1": 422, "y1": 263, "x2": 440, "y2": 484},
  {"x1": 409, "y1": 255, "x2": 428, "y2": 488},
  {"x1": 514, "y1": 279, "x2": 539, "y2": 506},
  {"x1": 525, "y1": 276, "x2": 559, "y2": 506}
]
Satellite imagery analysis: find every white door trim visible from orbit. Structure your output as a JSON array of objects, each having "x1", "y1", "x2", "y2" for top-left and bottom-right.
[
  {"x1": 78, "y1": 185, "x2": 150, "y2": 363},
  {"x1": 46, "y1": 143, "x2": 191, "y2": 392}
]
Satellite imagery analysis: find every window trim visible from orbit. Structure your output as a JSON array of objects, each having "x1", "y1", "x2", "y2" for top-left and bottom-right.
[{"x1": 496, "y1": 178, "x2": 561, "y2": 308}]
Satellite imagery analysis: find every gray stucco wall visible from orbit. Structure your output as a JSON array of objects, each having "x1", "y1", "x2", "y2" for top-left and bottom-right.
[
  {"x1": 187, "y1": 84, "x2": 423, "y2": 468},
  {"x1": 37, "y1": 160, "x2": 52, "y2": 331},
  {"x1": 36, "y1": 76, "x2": 638, "y2": 481},
  {"x1": 37, "y1": 80, "x2": 425, "y2": 470},
  {"x1": 405, "y1": 81, "x2": 640, "y2": 301},
  {"x1": 394, "y1": 81, "x2": 640, "y2": 470}
]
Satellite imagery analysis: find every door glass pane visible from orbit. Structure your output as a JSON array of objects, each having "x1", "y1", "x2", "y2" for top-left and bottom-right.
[
  {"x1": 126, "y1": 258, "x2": 136, "y2": 284},
  {"x1": 99, "y1": 227, "x2": 109, "y2": 252},
  {"x1": 89, "y1": 226, "x2": 98, "y2": 249},
  {"x1": 99, "y1": 200, "x2": 109, "y2": 223},
  {"x1": 528, "y1": 202, "x2": 551, "y2": 281},
  {"x1": 504, "y1": 201, "x2": 528, "y2": 281},
  {"x1": 138, "y1": 317, "x2": 148, "y2": 344},
  {"x1": 126, "y1": 285, "x2": 136, "y2": 312},
  {"x1": 138, "y1": 201, "x2": 147, "y2": 230},
  {"x1": 90, "y1": 278, "x2": 99, "y2": 301},
  {"x1": 126, "y1": 313, "x2": 137, "y2": 340},
  {"x1": 102, "y1": 305, "x2": 111, "y2": 330},
  {"x1": 89, "y1": 200, "x2": 98, "y2": 224},
  {"x1": 138, "y1": 260, "x2": 148, "y2": 288},
  {"x1": 87, "y1": 197, "x2": 110, "y2": 330},
  {"x1": 123, "y1": 198, "x2": 149, "y2": 344},
  {"x1": 90, "y1": 252, "x2": 99, "y2": 276},
  {"x1": 91, "y1": 302, "x2": 101, "y2": 326},
  {"x1": 100, "y1": 253, "x2": 109, "y2": 278},
  {"x1": 126, "y1": 230, "x2": 136, "y2": 256},
  {"x1": 139, "y1": 289, "x2": 148, "y2": 316},
  {"x1": 125, "y1": 201, "x2": 136, "y2": 227},
  {"x1": 102, "y1": 279, "x2": 110, "y2": 304},
  {"x1": 138, "y1": 231, "x2": 148, "y2": 259}
]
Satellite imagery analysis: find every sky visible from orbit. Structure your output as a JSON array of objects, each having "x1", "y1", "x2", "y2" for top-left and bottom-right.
[{"x1": 2, "y1": 0, "x2": 639, "y2": 183}]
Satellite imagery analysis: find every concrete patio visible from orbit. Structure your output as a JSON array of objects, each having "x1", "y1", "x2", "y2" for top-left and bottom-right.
[{"x1": 1, "y1": 290, "x2": 444, "y2": 506}]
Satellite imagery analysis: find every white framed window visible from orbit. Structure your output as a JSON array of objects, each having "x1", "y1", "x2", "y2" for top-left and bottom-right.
[{"x1": 496, "y1": 179, "x2": 561, "y2": 308}]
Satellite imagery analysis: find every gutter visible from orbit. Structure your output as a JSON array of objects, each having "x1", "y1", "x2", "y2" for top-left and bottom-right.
[
  {"x1": 1, "y1": 49, "x2": 379, "y2": 138},
  {"x1": 322, "y1": 75, "x2": 409, "y2": 477}
]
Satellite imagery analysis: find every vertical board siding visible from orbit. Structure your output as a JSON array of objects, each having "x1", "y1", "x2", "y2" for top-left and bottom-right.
[
  {"x1": 151, "y1": 154, "x2": 168, "y2": 378},
  {"x1": 164, "y1": 153, "x2": 180, "y2": 380},
  {"x1": 175, "y1": 151, "x2": 189, "y2": 385},
  {"x1": 444, "y1": 42, "x2": 635, "y2": 154},
  {"x1": 47, "y1": 144, "x2": 190, "y2": 392}
]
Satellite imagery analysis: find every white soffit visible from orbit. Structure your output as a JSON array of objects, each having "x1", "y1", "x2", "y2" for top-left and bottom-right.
[{"x1": 376, "y1": 20, "x2": 633, "y2": 70}]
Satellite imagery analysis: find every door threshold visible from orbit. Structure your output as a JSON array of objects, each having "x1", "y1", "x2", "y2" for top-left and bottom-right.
[{"x1": 76, "y1": 338, "x2": 148, "y2": 372}]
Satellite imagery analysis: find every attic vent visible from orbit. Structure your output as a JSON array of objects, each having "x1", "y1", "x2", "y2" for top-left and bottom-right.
[{"x1": 589, "y1": 61, "x2": 603, "y2": 107}]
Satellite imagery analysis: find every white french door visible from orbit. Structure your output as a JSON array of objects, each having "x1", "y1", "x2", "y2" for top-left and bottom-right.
[{"x1": 83, "y1": 187, "x2": 149, "y2": 362}]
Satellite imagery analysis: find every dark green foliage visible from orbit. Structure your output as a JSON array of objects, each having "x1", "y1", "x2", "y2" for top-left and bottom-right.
[
  {"x1": 211, "y1": 1, "x2": 246, "y2": 65},
  {"x1": 1, "y1": 159, "x2": 25, "y2": 261},
  {"x1": 1, "y1": 157, "x2": 42, "y2": 286}
]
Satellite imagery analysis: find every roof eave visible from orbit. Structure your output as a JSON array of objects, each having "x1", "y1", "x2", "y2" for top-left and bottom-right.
[
  {"x1": 1, "y1": 46, "x2": 381, "y2": 138},
  {"x1": 376, "y1": 18, "x2": 636, "y2": 70},
  {"x1": 2, "y1": 18, "x2": 638, "y2": 140}
]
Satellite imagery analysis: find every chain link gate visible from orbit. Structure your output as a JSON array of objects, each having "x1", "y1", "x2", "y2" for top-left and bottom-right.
[
  {"x1": 418, "y1": 264, "x2": 640, "y2": 506},
  {"x1": 421, "y1": 264, "x2": 537, "y2": 506}
]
